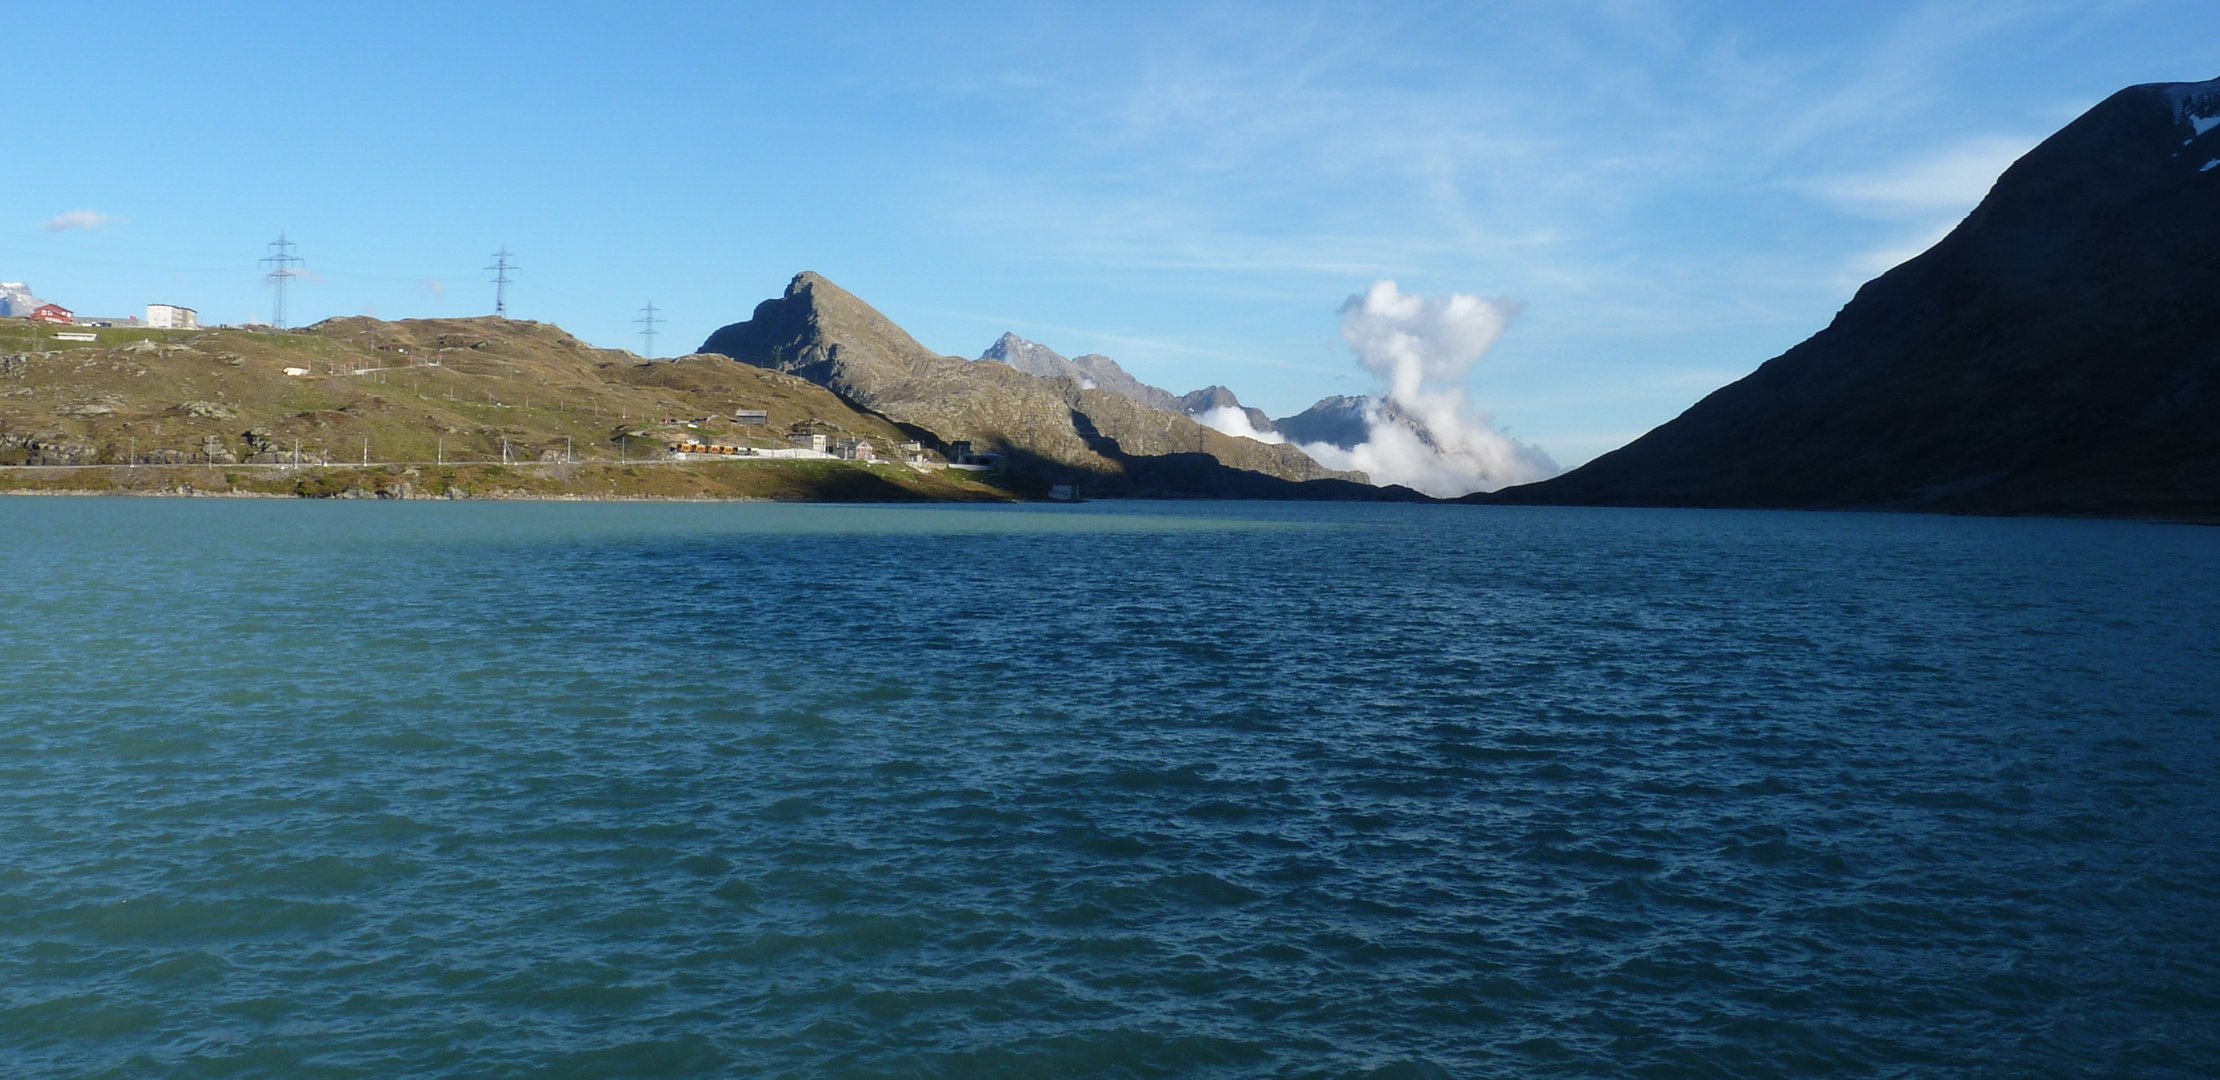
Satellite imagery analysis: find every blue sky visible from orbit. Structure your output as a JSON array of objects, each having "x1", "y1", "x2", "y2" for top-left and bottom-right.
[{"x1": 11, "y1": 1, "x2": 2218, "y2": 465}]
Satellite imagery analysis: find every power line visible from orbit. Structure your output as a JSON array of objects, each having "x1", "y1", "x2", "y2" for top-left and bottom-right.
[
  {"x1": 260, "y1": 233, "x2": 302, "y2": 328},
  {"x1": 635, "y1": 301, "x2": 662, "y2": 358},
  {"x1": 486, "y1": 246, "x2": 517, "y2": 317}
]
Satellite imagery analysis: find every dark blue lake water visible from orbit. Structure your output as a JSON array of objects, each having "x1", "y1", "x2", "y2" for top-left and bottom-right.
[{"x1": 1, "y1": 498, "x2": 2216, "y2": 1079}]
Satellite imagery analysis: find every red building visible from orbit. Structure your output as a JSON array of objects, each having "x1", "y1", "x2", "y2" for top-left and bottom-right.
[{"x1": 29, "y1": 303, "x2": 72, "y2": 325}]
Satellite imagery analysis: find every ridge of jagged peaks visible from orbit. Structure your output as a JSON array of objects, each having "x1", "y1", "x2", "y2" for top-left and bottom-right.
[
  {"x1": 697, "y1": 273, "x2": 1389, "y2": 496},
  {"x1": 979, "y1": 331, "x2": 1186, "y2": 414},
  {"x1": 979, "y1": 333, "x2": 1283, "y2": 435},
  {"x1": 1481, "y1": 75, "x2": 2220, "y2": 518}
]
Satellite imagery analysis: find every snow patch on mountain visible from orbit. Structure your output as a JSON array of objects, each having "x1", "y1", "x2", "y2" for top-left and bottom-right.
[{"x1": 2165, "y1": 79, "x2": 2220, "y2": 136}]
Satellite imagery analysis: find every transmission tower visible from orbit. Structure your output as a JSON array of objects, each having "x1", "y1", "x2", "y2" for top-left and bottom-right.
[
  {"x1": 260, "y1": 233, "x2": 302, "y2": 328},
  {"x1": 486, "y1": 246, "x2": 517, "y2": 317},
  {"x1": 636, "y1": 301, "x2": 662, "y2": 358}
]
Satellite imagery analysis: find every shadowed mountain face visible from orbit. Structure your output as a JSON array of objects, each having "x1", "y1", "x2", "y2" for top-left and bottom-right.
[
  {"x1": 701, "y1": 275, "x2": 1405, "y2": 498},
  {"x1": 1485, "y1": 77, "x2": 2220, "y2": 518},
  {"x1": 1275, "y1": 396, "x2": 1372, "y2": 450}
]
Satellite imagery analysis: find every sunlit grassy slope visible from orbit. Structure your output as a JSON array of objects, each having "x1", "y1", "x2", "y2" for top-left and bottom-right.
[{"x1": 0, "y1": 316, "x2": 1015, "y2": 501}]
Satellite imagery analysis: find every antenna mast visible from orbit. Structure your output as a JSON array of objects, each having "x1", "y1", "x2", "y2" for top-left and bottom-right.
[
  {"x1": 636, "y1": 301, "x2": 662, "y2": 358},
  {"x1": 260, "y1": 233, "x2": 302, "y2": 328},
  {"x1": 486, "y1": 246, "x2": 517, "y2": 317}
]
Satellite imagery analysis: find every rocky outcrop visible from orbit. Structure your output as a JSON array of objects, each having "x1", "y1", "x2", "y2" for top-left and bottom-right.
[
  {"x1": 1484, "y1": 76, "x2": 2220, "y2": 518},
  {"x1": 701, "y1": 273, "x2": 1388, "y2": 496},
  {"x1": 179, "y1": 401, "x2": 237, "y2": 421},
  {"x1": 0, "y1": 431, "x2": 100, "y2": 465}
]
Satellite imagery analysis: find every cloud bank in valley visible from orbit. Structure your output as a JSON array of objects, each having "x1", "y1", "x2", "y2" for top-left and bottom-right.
[
  {"x1": 1191, "y1": 405, "x2": 1283, "y2": 443},
  {"x1": 1296, "y1": 281, "x2": 1557, "y2": 498}
]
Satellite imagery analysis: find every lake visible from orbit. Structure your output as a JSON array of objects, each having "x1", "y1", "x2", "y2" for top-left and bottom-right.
[{"x1": 1, "y1": 498, "x2": 2216, "y2": 1078}]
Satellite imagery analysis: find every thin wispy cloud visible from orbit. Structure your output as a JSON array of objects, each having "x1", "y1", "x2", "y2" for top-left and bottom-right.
[
  {"x1": 920, "y1": 2, "x2": 2120, "y2": 399},
  {"x1": 1812, "y1": 133, "x2": 2039, "y2": 275},
  {"x1": 1813, "y1": 135, "x2": 2037, "y2": 213},
  {"x1": 929, "y1": 5, "x2": 1992, "y2": 296},
  {"x1": 1844, "y1": 220, "x2": 1961, "y2": 277},
  {"x1": 44, "y1": 209, "x2": 126, "y2": 231}
]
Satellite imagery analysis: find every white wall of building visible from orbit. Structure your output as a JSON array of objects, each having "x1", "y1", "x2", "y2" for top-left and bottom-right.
[{"x1": 146, "y1": 304, "x2": 199, "y2": 330}]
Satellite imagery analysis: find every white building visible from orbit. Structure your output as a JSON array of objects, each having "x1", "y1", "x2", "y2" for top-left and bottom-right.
[{"x1": 146, "y1": 304, "x2": 198, "y2": 330}]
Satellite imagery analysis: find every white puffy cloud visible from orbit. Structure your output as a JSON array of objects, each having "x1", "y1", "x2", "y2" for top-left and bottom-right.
[{"x1": 1295, "y1": 280, "x2": 1556, "y2": 497}]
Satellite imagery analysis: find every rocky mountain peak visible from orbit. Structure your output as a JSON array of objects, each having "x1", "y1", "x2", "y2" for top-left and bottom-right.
[
  {"x1": 0, "y1": 281, "x2": 50, "y2": 318},
  {"x1": 980, "y1": 332, "x2": 1069, "y2": 374},
  {"x1": 1274, "y1": 395, "x2": 1372, "y2": 449}
]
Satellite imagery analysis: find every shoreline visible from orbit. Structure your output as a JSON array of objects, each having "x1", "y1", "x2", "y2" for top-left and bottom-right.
[{"x1": 0, "y1": 460, "x2": 1029, "y2": 504}]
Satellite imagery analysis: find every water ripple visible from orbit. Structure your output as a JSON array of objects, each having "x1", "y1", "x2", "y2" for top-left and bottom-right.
[{"x1": 0, "y1": 500, "x2": 2216, "y2": 1077}]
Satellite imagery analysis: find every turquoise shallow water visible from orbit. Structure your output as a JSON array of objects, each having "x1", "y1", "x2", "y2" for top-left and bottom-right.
[{"x1": 1, "y1": 498, "x2": 2217, "y2": 1079}]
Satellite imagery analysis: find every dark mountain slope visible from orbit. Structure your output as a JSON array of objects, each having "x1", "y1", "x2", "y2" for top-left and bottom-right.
[
  {"x1": 1485, "y1": 77, "x2": 2220, "y2": 518},
  {"x1": 1274, "y1": 395, "x2": 1371, "y2": 449}
]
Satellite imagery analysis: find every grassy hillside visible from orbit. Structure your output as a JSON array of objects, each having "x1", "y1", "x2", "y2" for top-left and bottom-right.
[{"x1": 0, "y1": 315, "x2": 1015, "y2": 501}]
